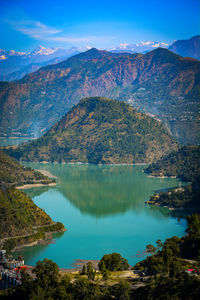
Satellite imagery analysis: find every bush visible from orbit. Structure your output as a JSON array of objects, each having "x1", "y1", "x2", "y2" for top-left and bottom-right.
[{"x1": 99, "y1": 252, "x2": 129, "y2": 271}]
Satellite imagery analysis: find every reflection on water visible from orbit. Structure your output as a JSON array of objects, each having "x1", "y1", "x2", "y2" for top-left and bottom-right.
[
  {"x1": 17, "y1": 163, "x2": 186, "y2": 268},
  {"x1": 0, "y1": 137, "x2": 35, "y2": 146},
  {"x1": 24, "y1": 163, "x2": 181, "y2": 218},
  {"x1": 14, "y1": 232, "x2": 64, "y2": 262}
]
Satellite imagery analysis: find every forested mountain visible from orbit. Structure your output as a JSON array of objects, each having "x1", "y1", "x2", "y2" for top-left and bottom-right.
[
  {"x1": 6, "y1": 97, "x2": 178, "y2": 164},
  {"x1": 0, "y1": 47, "x2": 199, "y2": 144}
]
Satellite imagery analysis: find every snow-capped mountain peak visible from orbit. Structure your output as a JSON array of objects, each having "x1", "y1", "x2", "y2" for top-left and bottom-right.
[
  {"x1": 110, "y1": 41, "x2": 169, "y2": 53},
  {"x1": 30, "y1": 45, "x2": 60, "y2": 56}
]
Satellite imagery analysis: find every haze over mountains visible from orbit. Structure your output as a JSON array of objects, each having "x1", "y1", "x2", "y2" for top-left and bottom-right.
[
  {"x1": 169, "y1": 36, "x2": 200, "y2": 60},
  {"x1": 1, "y1": 36, "x2": 199, "y2": 82},
  {"x1": 0, "y1": 45, "x2": 90, "y2": 81},
  {"x1": 0, "y1": 45, "x2": 199, "y2": 144}
]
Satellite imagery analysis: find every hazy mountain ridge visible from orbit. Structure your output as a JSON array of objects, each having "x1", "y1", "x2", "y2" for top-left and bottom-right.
[
  {"x1": 1, "y1": 36, "x2": 199, "y2": 81},
  {"x1": 0, "y1": 47, "x2": 199, "y2": 144},
  {"x1": 169, "y1": 35, "x2": 200, "y2": 60},
  {"x1": 0, "y1": 45, "x2": 82, "y2": 81}
]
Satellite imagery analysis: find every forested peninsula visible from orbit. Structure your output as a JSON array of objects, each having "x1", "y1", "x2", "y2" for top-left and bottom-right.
[
  {"x1": 0, "y1": 150, "x2": 65, "y2": 252},
  {"x1": 145, "y1": 146, "x2": 200, "y2": 210}
]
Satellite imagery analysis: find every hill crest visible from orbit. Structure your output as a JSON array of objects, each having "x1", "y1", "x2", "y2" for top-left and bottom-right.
[{"x1": 8, "y1": 97, "x2": 178, "y2": 164}]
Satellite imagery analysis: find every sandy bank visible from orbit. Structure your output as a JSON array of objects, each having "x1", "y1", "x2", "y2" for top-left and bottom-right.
[
  {"x1": 147, "y1": 175, "x2": 177, "y2": 179},
  {"x1": 16, "y1": 182, "x2": 56, "y2": 189}
]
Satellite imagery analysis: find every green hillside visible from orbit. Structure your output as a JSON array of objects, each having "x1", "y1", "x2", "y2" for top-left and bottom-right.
[
  {"x1": 0, "y1": 150, "x2": 55, "y2": 186},
  {"x1": 145, "y1": 146, "x2": 200, "y2": 182},
  {"x1": 0, "y1": 151, "x2": 64, "y2": 243},
  {"x1": 0, "y1": 185, "x2": 53, "y2": 238},
  {"x1": 7, "y1": 97, "x2": 178, "y2": 164},
  {"x1": 145, "y1": 146, "x2": 200, "y2": 209}
]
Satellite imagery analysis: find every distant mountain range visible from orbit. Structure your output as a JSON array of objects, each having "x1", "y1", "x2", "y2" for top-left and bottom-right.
[
  {"x1": 110, "y1": 41, "x2": 169, "y2": 53},
  {"x1": 0, "y1": 47, "x2": 199, "y2": 144},
  {"x1": 0, "y1": 45, "x2": 90, "y2": 81},
  {"x1": 169, "y1": 36, "x2": 200, "y2": 60},
  {"x1": 0, "y1": 36, "x2": 199, "y2": 81},
  {"x1": 7, "y1": 97, "x2": 178, "y2": 164}
]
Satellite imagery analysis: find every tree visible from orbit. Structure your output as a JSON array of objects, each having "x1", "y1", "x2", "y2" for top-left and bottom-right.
[
  {"x1": 146, "y1": 244, "x2": 157, "y2": 255},
  {"x1": 156, "y1": 239, "x2": 163, "y2": 250},
  {"x1": 99, "y1": 260, "x2": 110, "y2": 280},
  {"x1": 110, "y1": 281, "x2": 131, "y2": 300},
  {"x1": 186, "y1": 214, "x2": 200, "y2": 236},
  {"x1": 33, "y1": 258, "x2": 60, "y2": 291},
  {"x1": 99, "y1": 253, "x2": 129, "y2": 271},
  {"x1": 86, "y1": 262, "x2": 95, "y2": 281},
  {"x1": 169, "y1": 261, "x2": 182, "y2": 281},
  {"x1": 18, "y1": 270, "x2": 34, "y2": 299},
  {"x1": 81, "y1": 264, "x2": 87, "y2": 275}
]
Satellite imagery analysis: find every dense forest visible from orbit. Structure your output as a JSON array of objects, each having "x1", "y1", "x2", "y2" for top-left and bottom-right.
[
  {"x1": 0, "y1": 150, "x2": 55, "y2": 186},
  {"x1": 0, "y1": 151, "x2": 64, "y2": 248},
  {"x1": 6, "y1": 97, "x2": 178, "y2": 164},
  {"x1": 0, "y1": 185, "x2": 53, "y2": 239},
  {"x1": 145, "y1": 146, "x2": 200, "y2": 210},
  {"x1": 1, "y1": 214, "x2": 200, "y2": 299},
  {"x1": 145, "y1": 146, "x2": 200, "y2": 182},
  {"x1": 148, "y1": 180, "x2": 200, "y2": 209}
]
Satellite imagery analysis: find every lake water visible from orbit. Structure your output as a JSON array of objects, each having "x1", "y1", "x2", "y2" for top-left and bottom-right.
[
  {"x1": 0, "y1": 137, "x2": 36, "y2": 146},
  {"x1": 14, "y1": 163, "x2": 186, "y2": 268}
]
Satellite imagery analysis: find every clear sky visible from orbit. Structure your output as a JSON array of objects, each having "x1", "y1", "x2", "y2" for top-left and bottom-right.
[{"x1": 1, "y1": 0, "x2": 200, "y2": 51}]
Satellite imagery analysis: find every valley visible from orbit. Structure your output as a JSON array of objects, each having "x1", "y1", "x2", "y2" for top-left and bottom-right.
[
  {"x1": 0, "y1": 47, "x2": 199, "y2": 144},
  {"x1": 0, "y1": 18, "x2": 199, "y2": 296}
]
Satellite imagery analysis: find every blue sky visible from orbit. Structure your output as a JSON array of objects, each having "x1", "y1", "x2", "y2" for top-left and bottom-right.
[{"x1": 1, "y1": 0, "x2": 200, "y2": 51}]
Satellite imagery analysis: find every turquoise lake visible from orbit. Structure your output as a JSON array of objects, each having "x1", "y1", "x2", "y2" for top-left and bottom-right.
[{"x1": 14, "y1": 163, "x2": 186, "y2": 268}]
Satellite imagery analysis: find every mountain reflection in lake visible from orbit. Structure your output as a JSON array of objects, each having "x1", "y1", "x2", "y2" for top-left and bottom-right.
[{"x1": 18, "y1": 163, "x2": 186, "y2": 268}]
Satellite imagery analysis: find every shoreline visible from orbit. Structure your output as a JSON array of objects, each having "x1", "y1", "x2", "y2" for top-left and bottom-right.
[
  {"x1": 21, "y1": 160, "x2": 148, "y2": 166},
  {"x1": 8, "y1": 228, "x2": 66, "y2": 252},
  {"x1": 16, "y1": 182, "x2": 56, "y2": 189},
  {"x1": 12, "y1": 234, "x2": 55, "y2": 251},
  {"x1": 145, "y1": 199, "x2": 196, "y2": 216},
  {"x1": 36, "y1": 169, "x2": 58, "y2": 178},
  {"x1": 147, "y1": 175, "x2": 177, "y2": 179}
]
